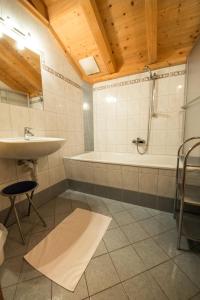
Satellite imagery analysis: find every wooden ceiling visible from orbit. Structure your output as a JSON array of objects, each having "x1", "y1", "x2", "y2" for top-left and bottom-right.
[
  {"x1": 19, "y1": 0, "x2": 200, "y2": 83},
  {"x1": 0, "y1": 35, "x2": 42, "y2": 96}
]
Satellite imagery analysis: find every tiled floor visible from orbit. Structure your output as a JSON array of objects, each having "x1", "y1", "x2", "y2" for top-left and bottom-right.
[{"x1": 1, "y1": 189, "x2": 200, "y2": 300}]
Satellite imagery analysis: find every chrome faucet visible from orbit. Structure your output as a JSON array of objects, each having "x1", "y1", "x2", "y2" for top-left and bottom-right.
[
  {"x1": 24, "y1": 127, "x2": 34, "y2": 140},
  {"x1": 132, "y1": 137, "x2": 146, "y2": 145}
]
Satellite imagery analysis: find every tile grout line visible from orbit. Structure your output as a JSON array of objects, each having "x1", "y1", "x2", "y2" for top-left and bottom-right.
[
  {"x1": 172, "y1": 256, "x2": 200, "y2": 291},
  {"x1": 103, "y1": 224, "x2": 170, "y2": 299},
  {"x1": 89, "y1": 250, "x2": 173, "y2": 299},
  {"x1": 65, "y1": 191, "x2": 200, "y2": 296},
  {"x1": 84, "y1": 271, "x2": 90, "y2": 300},
  {"x1": 3, "y1": 216, "x2": 177, "y2": 263},
  {"x1": 2, "y1": 191, "x2": 200, "y2": 299},
  {"x1": 189, "y1": 291, "x2": 200, "y2": 300}
]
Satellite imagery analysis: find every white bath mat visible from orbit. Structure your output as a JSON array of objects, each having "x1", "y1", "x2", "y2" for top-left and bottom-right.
[{"x1": 24, "y1": 208, "x2": 111, "y2": 291}]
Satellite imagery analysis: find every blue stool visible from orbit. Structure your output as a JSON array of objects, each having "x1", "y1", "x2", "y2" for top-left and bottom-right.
[{"x1": 1, "y1": 181, "x2": 46, "y2": 244}]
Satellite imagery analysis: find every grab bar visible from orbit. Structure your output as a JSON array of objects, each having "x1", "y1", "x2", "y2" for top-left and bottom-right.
[{"x1": 182, "y1": 96, "x2": 200, "y2": 110}]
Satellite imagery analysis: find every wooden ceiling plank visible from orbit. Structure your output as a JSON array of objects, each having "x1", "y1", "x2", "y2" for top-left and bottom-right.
[
  {"x1": 0, "y1": 40, "x2": 41, "y2": 91},
  {"x1": 0, "y1": 68, "x2": 29, "y2": 93},
  {"x1": 80, "y1": 0, "x2": 116, "y2": 74},
  {"x1": 49, "y1": 24, "x2": 84, "y2": 78},
  {"x1": 145, "y1": 0, "x2": 157, "y2": 64}
]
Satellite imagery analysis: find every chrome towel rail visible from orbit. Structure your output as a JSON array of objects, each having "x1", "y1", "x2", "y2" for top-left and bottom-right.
[{"x1": 182, "y1": 96, "x2": 200, "y2": 110}]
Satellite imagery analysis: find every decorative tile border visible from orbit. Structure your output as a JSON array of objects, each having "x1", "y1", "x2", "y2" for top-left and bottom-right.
[
  {"x1": 93, "y1": 69, "x2": 185, "y2": 91},
  {"x1": 42, "y1": 64, "x2": 82, "y2": 90}
]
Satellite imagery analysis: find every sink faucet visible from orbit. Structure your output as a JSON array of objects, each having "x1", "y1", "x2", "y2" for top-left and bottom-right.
[{"x1": 24, "y1": 127, "x2": 34, "y2": 140}]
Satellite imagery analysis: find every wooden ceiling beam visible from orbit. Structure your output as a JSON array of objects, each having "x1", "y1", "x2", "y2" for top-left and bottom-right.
[
  {"x1": 18, "y1": 0, "x2": 49, "y2": 25},
  {"x1": 145, "y1": 0, "x2": 157, "y2": 64},
  {"x1": 28, "y1": 0, "x2": 49, "y2": 20},
  {"x1": 18, "y1": 0, "x2": 85, "y2": 81},
  {"x1": 80, "y1": 0, "x2": 116, "y2": 74}
]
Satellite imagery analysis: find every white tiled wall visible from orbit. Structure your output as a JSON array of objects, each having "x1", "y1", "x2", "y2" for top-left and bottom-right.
[
  {"x1": 93, "y1": 65, "x2": 185, "y2": 156},
  {"x1": 0, "y1": 1, "x2": 84, "y2": 210}
]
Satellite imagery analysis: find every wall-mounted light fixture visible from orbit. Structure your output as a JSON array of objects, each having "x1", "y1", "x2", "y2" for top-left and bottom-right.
[{"x1": 0, "y1": 16, "x2": 38, "y2": 53}]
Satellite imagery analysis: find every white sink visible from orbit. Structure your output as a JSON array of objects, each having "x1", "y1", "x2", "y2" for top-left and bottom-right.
[{"x1": 0, "y1": 137, "x2": 66, "y2": 160}]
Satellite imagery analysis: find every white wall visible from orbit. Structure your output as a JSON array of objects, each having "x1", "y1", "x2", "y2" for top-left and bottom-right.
[
  {"x1": 93, "y1": 65, "x2": 185, "y2": 156},
  {"x1": 0, "y1": 0, "x2": 84, "y2": 210}
]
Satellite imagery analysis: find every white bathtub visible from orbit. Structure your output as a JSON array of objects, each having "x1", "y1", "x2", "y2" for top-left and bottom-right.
[{"x1": 66, "y1": 151, "x2": 177, "y2": 169}]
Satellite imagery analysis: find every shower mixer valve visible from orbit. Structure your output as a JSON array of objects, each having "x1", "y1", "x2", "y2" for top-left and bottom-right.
[{"x1": 132, "y1": 137, "x2": 146, "y2": 145}]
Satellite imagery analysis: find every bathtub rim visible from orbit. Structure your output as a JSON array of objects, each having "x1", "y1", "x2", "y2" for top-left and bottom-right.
[{"x1": 64, "y1": 151, "x2": 177, "y2": 170}]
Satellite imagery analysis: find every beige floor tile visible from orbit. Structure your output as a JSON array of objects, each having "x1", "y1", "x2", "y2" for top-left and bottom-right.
[
  {"x1": 110, "y1": 245, "x2": 146, "y2": 281},
  {"x1": 133, "y1": 238, "x2": 169, "y2": 269},
  {"x1": 191, "y1": 292, "x2": 200, "y2": 300},
  {"x1": 85, "y1": 254, "x2": 120, "y2": 295},
  {"x1": 90, "y1": 283, "x2": 128, "y2": 300},
  {"x1": 0, "y1": 256, "x2": 23, "y2": 288},
  {"x1": 107, "y1": 218, "x2": 119, "y2": 230},
  {"x1": 19, "y1": 259, "x2": 41, "y2": 282},
  {"x1": 93, "y1": 240, "x2": 107, "y2": 258},
  {"x1": 174, "y1": 252, "x2": 200, "y2": 288},
  {"x1": 15, "y1": 276, "x2": 51, "y2": 300},
  {"x1": 103, "y1": 228, "x2": 129, "y2": 252},
  {"x1": 27, "y1": 230, "x2": 51, "y2": 251},
  {"x1": 113, "y1": 211, "x2": 135, "y2": 226},
  {"x1": 123, "y1": 271, "x2": 168, "y2": 300},
  {"x1": 55, "y1": 196, "x2": 72, "y2": 215},
  {"x1": 150, "y1": 260, "x2": 198, "y2": 300},
  {"x1": 128, "y1": 206, "x2": 152, "y2": 221},
  {"x1": 2, "y1": 285, "x2": 17, "y2": 300},
  {"x1": 52, "y1": 274, "x2": 88, "y2": 300},
  {"x1": 153, "y1": 229, "x2": 189, "y2": 257},
  {"x1": 34, "y1": 199, "x2": 55, "y2": 218},
  {"x1": 105, "y1": 201, "x2": 125, "y2": 214},
  {"x1": 154, "y1": 213, "x2": 176, "y2": 230},
  {"x1": 121, "y1": 222, "x2": 149, "y2": 243},
  {"x1": 139, "y1": 217, "x2": 168, "y2": 236}
]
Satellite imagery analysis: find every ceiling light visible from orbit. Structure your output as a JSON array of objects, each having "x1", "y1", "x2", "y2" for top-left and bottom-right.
[{"x1": 79, "y1": 56, "x2": 100, "y2": 75}]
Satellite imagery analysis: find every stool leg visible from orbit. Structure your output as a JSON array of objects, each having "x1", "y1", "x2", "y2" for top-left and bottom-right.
[
  {"x1": 4, "y1": 198, "x2": 14, "y2": 226},
  {"x1": 27, "y1": 191, "x2": 33, "y2": 216},
  {"x1": 26, "y1": 193, "x2": 47, "y2": 227},
  {"x1": 12, "y1": 200, "x2": 25, "y2": 245}
]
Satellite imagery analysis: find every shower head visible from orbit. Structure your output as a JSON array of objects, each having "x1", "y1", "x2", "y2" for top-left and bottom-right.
[
  {"x1": 144, "y1": 65, "x2": 153, "y2": 79},
  {"x1": 144, "y1": 65, "x2": 150, "y2": 72},
  {"x1": 144, "y1": 65, "x2": 157, "y2": 80}
]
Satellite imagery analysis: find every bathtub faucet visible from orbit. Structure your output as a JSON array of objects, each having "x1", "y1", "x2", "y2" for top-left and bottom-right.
[{"x1": 132, "y1": 137, "x2": 146, "y2": 145}]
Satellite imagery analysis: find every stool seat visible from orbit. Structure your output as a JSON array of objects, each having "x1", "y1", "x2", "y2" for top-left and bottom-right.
[
  {"x1": 1, "y1": 180, "x2": 46, "y2": 244},
  {"x1": 2, "y1": 181, "x2": 38, "y2": 196}
]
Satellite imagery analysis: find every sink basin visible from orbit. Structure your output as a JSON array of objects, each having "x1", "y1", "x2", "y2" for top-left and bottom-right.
[{"x1": 0, "y1": 137, "x2": 66, "y2": 160}]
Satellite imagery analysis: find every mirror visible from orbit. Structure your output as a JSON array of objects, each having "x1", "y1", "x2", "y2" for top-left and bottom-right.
[{"x1": 0, "y1": 34, "x2": 43, "y2": 110}]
